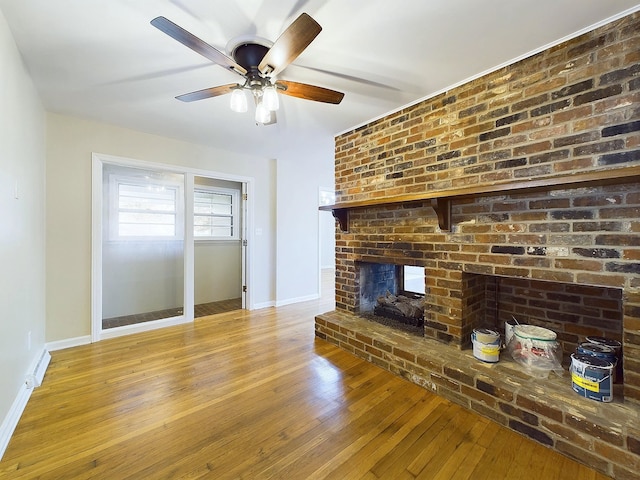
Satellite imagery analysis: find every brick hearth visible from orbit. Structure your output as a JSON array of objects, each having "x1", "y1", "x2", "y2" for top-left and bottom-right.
[
  {"x1": 315, "y1": 311, "x2": 639, "y2": 479},
  {"x1": 317, "y1": 10, "x2": 640, "y2": 479}
]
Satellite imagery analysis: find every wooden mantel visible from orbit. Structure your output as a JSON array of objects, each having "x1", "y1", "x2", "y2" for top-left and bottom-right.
[{"x1": 320, "y1": 165, "x2": 640, "y2": 232}]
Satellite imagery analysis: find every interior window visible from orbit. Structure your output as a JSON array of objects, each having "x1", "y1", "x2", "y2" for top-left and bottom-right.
[
  {"x1": 109, "y1": 175, "x2": 183, "y2": 240},
  {"x1": 194, "y1": 187, "x2": 239, "y2": 240}
]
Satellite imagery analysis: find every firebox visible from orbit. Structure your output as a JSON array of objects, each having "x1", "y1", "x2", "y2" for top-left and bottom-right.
[{"x1": 358, "y1": 262, "x2": 425, "y2": 333}]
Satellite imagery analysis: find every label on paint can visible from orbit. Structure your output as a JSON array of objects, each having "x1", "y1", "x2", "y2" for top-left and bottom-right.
[{"x1": 472, "y1": 338, "x2": 500, "y2": 363}]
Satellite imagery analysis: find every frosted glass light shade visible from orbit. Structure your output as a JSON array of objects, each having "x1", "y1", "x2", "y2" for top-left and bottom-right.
[
  {"x1": 262, "y1": 86, "x2": 279, "y2": 111},
  {"x1": 230, "y1": 88, "x2": 248, "y2": 113},
  {"x1": 255, "y1": 101, "x2": 271, "y2": 124}
]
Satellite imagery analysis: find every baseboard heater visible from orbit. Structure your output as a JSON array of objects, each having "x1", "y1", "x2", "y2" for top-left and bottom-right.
[{"x1": 26, "y1": 350, "x2": 51, "y2": 389}]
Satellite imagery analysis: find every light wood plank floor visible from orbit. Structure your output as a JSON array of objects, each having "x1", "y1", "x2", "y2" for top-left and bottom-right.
[{"x1": 1, "y1": 277, "x2": 610, "y2": 479}]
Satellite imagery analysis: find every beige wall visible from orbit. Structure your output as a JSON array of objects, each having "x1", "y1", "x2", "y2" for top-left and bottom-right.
[
  {"x1": 194, "y1": 243, "x2": 242, "y2": 304},
  {"x1": 46, "y1": 113, "x2": 276, "y2": 342},
  {"x1": 0, "y1": 10, "x2": 46, "y2": 427}
]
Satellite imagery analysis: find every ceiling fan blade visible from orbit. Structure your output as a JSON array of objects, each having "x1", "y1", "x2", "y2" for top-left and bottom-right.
[
  {"x1": 275, "y1": 80, "x2": 344, "y2": 104},
  {"x1": 176, "y1": 83, "x2": 239, "y2": 102},
  {"x1": 258, "y1": 13, "x2": 321, "y2": 77},
  {"x1": 150, "y1": 16, "x2": 247, "y2": 76}
]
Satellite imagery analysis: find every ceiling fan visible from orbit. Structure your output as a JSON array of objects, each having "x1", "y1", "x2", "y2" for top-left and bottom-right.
[{"x1": 150, "y1": 13, "x2": 345, "y2": 125}]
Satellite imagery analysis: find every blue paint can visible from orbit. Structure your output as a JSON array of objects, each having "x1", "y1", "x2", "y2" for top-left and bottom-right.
[
  {"x1": 585, "y1": 336, "x2": 622, "y2": 353},
  {"x1": 586, "y1": 336, "x2": 623, "y2": 383},
  {"x1": 570, "y1": 353, "x2": 614, "y2": 402},
  {"x1": 577, "y1": 342, "x2": 618, "y2": 382},
  {"x1": 577, "y1": 342, "x2": 616, "y2": 360}
]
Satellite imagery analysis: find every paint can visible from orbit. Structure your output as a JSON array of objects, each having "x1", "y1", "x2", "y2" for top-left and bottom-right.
[
  {"x1": 504, "y1": 319, "x2": 517, "y2": 347},
  {"x1": 585, "y1": 336, "x2": 622, "y2": 354},
  {"x1": 577, "y1": 342, "x2": 617, "y2": 361},
  {"x1": 578, "y1": 341, "x2": 619, "y2": 382},
  {"x1": 570, "y1": 353, "x2": 614, "y2": 402},
  {"x1": 471, "y1": 329, "x2": 500, "y2": 363}
]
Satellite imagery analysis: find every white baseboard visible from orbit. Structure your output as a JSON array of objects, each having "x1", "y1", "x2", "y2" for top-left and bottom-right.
[
  {"x1": 46, "y1": 335, "x2": 91, "y2": 352},
  {"x1": 252, "y1": 301, "x2": 276, "y2": 310},
  {"x1": 0, "y1": 347, "x2": 51, "y2": 460},
  {"x1": 275, "y1": 293, "x2": 319, "y2": 307},
  {"x1": 0, "y1": 382, "x2": 31, "y2": 460},
  {"x1": 98, "y1": 315, "x2": 190, "y2": 341}
]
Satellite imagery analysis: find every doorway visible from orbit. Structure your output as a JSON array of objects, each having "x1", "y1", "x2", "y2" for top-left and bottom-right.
[
  {"x1": 193, "y1": 176, "x2": 244, "y2": 317},
  {"x1": 92, "y1": 153, "x2": 251, "y2": 341},
  {"x1": 319, "y1": 188, "x2": 336, "y2": 299}
]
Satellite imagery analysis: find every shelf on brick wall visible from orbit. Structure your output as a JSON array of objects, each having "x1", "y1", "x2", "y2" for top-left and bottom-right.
[{"x1": 319, "y1": 165, "x2": 640, "y2": 232}]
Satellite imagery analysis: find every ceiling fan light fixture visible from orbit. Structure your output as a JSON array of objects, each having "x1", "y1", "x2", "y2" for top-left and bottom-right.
[
  {"x1": 262, "y1": 85, "x2": 279, "y2": 111},
  {"x1": 152, "y1": 14, "x2": 344, "y2": 126},
  {"x1": 229, "y1": 88, "x2": 248, "y2": 113},
  {"x1": 255, "y1": 101, "x2": 271, "y2": 124}
]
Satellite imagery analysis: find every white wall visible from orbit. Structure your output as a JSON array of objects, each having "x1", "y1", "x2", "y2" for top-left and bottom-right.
[
  {"x1": 46, "y1": 113, "x2": 276, "y2": 342},
  {"x1": 0, "y1": 9, "x2": 46, "y2": 445},
  {"x1": 275, "y1": 135, "x2": 335, "y2": 305}
]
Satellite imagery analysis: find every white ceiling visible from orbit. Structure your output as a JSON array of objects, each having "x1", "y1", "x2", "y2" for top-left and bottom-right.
[{"x1": 2, "y1": 0, "x2": 639, "y2": 159}]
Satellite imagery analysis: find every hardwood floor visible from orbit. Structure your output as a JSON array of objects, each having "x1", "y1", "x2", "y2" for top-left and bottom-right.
[
  {"x1": 102, "y1": 297, "x2": 243, "y2": 329},
  {"x1": 1, "y1": 274, "x2": 610, "y2": 479},
  {"x1": 194, "y1": 298, "x2": 243, "y2": 318}
]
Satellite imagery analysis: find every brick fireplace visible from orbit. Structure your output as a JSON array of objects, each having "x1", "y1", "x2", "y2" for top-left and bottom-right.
[{"x1": 316, "y1": 10, "x2": 640, "y2": 479}]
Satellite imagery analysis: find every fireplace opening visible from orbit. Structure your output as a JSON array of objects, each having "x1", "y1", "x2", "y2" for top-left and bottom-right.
[{"x1": 358, "y1": 262, "x2": 425, "y2": 335}]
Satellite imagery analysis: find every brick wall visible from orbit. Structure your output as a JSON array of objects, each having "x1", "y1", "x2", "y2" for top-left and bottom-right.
[
  {"x1": 323, "y1": 11, "x2": 640, "y2": 479},
  {"x1": 332, "y1": 11, "x2": 640, "y2": 401}
]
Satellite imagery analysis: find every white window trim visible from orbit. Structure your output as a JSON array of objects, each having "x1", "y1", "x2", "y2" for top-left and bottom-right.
[
  {"x1": 193, "y1": 185, "x2": 240, "y2": 241},
  {"x1": 108, "y1": 173, "x2": 185, "y2": 242}
]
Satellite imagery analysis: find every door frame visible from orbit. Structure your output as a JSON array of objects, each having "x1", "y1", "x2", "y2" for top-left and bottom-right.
[{"x1": 91, "y1": 152, "x2": 254, "y2": 342}]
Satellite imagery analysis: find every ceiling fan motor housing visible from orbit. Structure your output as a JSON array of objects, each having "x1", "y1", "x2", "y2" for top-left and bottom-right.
[{"x1": 233, "y1": 44, "x2": 270, "y2": 73}]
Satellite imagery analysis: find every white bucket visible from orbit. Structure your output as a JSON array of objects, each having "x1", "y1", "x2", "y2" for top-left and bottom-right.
[
  {"x1": 472, "y1": 339, "x2": 501, "y2": 362},
  {"x1": 473, "y1": 328, "x2": 500, "y2": 344},
  {"x1": 510, "y1": 325, "x2": 560, "y2": 372},
  {"x1": 513, "y1": 325, "x2": 556, "y2": 348},
  {"x1": 471, "y1": 329, "x2": 500, "y2": 363}
]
